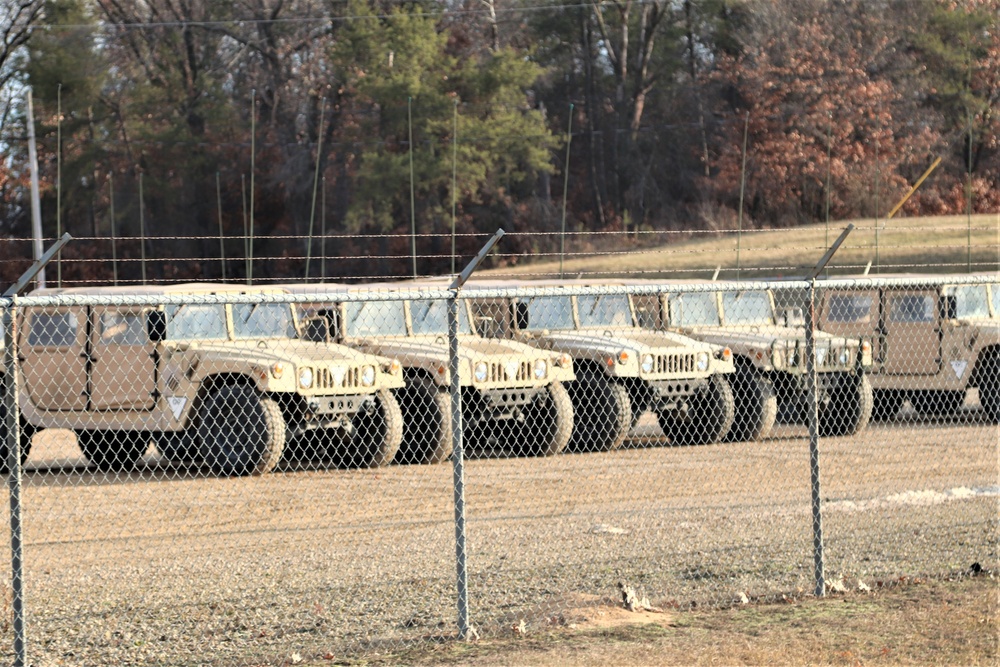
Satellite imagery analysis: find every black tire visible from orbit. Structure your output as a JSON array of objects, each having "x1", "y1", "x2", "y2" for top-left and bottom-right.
[
  {"x1": 909, "y1": 390, "x2": 965, "y2": 417},
  {"x1": 78, "y1": 430, "x2": 148, "y2": 473},
  {"x1": 818, "y1": 374, "x2": 874, "y2": 437},
  {"x1": 659, "y1": 374, "x2": 736, "y2": 446},
  {"x1": 154, "y1": 430, "x2": 199, "y2": 462},
  {"x1": 979, "y1": 357, "x2": 1000, "y2": 423},
  {"x1": 0, "y1": 386, "x2": 33, "y2": 471},
  {"x1": 871, "y1": 389, "x2": 904, "y2": 422},
  {"x1": 565, "y1": 369, "x2": 631, "y2": 453},
  {"x1": 725, "y1": 370, "x2": 778, "y2": 442},
  {"x1": 343, "y1": 388, "x2": 403, "y2": 469},
  {"x1": 395, "y1": 378, "x2": 453, "y2": 465},
  {"x1": 198, "y1": 384, "x2": 285, "y2": 477},
  {"x1": 513, "y1": 382, "x2": 574, "y2": 457}
]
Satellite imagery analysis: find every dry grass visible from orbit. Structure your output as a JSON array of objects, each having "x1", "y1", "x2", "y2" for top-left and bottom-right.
[{"x1": 484, "y1": 214, "x2": 1000, "y2": 280}]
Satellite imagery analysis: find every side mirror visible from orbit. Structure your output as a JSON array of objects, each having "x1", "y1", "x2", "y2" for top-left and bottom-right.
[
  {"x1": 514, "y1": 301, "x2": 529, "y2": 330},
  {"x1": 146, "y1": 310, "x2": 166, "y2": 343},
  {"x1": 303, "y1": 315, "x2": 331, "y2": 342},
  {"x1": 782, "y1": 307, "x2": 805, "y2": 327},
  {"x1": 940, "y1": 295, "x2": 957, "y2": 320}
]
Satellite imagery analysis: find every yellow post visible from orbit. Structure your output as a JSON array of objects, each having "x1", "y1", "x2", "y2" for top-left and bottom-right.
[{"x1": 886, "y1": 156, "x2": 942, "y2": 219}]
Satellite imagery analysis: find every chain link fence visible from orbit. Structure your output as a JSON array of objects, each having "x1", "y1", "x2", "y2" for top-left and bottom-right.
[{"x1": 0, "y1": 273, "x2": 997, "y2": 665}]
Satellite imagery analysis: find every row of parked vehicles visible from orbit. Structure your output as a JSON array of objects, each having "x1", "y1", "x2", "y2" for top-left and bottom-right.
[{"x1": 1, "y1": 275, "x2": 996, "y2": 477}]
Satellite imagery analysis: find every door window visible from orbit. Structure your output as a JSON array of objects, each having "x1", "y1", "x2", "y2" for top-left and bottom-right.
[
  {"x1": 888, "y1": 295, "x2": 935, "y2": 323},
  {"x1": 28, "y1": 312, "x2": 79, "y2": 347},
  {"x1": 100, "y1": 312, "x2": 149, "y2": 345}
]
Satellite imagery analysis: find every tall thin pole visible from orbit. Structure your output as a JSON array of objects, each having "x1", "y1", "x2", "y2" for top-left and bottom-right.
[
  {"x1": 306, "y1": 97, "x2": 327, "y2": 281},
  {"x1": 217, "y1": 172, "x2": 226, "y2": 281},
  {"x1": 967, "y1": 106, "x2": 974, "y2": 272},
  {"x1": 109, "y1": 172, "x2": 118, "y2": 286},
  {"x1": 241, "y1": 175, "x2": 248, "y2": 282},
  {"x1": 56, "y1": 83, "x2": 62, "y2": 286},
  {"x1": 451, "y1": 100, "x2": 458, "y2": 275},
  {"x1": 874, "y1": 101, "x2": 881, "y2": 274},
  {"x1": 409, "y1": 96, "x2": 417, "y2": 278},
  {"x1": 321, "y1": 176, "x2": 327, "y2": 282},
  {"x1": 138, "y1": 171, "x2": 147, "y2": 285},
  {"x1": 559, "y1": 103, "x2": 574, "y2": 279},
  {"x1": 736, "y1": 111, "x2": 749, "y2": 280},
  {"x1": 824, "y1": 112, "x2": 832, "y2": 257},
  {"x1": 249, "y1": 89, "x2": 256, "y2": 286},
  {"x1": 26, "y1": 90, "x2": 45, "y2": 288}
]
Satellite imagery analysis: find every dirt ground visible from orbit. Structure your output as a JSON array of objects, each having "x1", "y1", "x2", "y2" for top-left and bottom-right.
[{"x1": 362, "y1": 573, "x2": 998, "y2": 667}]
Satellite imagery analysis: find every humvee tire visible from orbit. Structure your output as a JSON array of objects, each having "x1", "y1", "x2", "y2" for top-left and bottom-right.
[
  {"x1": 978, "y1": 357, "x2": 1000, "y2": 423},
  {"x1": 345, "y1": 388, "x2": 403, "y2": 469},
  {"x1": 818, "y1": 374, "x2": 873, "y2": 437},
  {"x1": 516, "y1": 381, "x2": 574, "y2": 457},
  {"x1": 909, "y1": 390, "x2": 965, "y2": 417},
  {"x1": 725, "y1": 369, "x2": 778, "y2": 442},
  {"x1": 0, "y1": 387, "x2": 33, "y2": 471},
  {"x1": 77, "y1": 430, "x2": 147, "y2": 473},
  {"x1": 566, "y1": 369, "x2": 631, "y2": 453},
  {"x1": 395, "y1": 378, "x2": 453, "y2": 465},
  {"x1": 659, "y1": 374, "x2": 735, "y2": 446},
  {"x1": 198, "y1": 384, "x2": 286, "y2": 477},
  {"x1": 871, "y1": 389, "x2": 904, "y2": 422},
  {"x1": 155, "y1": 430, "x2": 199, "y2": 463}
]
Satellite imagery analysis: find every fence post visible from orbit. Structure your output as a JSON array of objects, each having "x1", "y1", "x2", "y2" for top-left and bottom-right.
[
  {"x1": 448, "y1": 229, "x2": 505, "y2": 640},
  {"x1": 804, "y1": 280, "x2": 825, "y2": 597},
  {"x1": 3, "y1": 300, "x2": 27, "y2": 666}
]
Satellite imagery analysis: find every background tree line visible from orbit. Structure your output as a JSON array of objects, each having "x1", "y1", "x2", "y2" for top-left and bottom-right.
[{"x1": 0, "y1": 0, "x2": 997, "y2": 284}]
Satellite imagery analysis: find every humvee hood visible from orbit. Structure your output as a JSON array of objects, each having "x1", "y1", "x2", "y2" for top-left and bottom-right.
[
  {"x1": 537, "y1": 329, "x2": 707, "y2": 356},
  {"x1": 185, "y1": 339, "x2": 382, "y2": 366},
  {"x1": 349, "y1": 335, "x2": 552, "y2": 363},
  {"x1": 679, "y1": 326, "x2": 856, "y2": 347}
]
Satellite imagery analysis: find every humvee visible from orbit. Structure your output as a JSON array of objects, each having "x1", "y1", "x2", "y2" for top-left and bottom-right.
[
  {"x1": 656, "y1": 284, "x2": 874, "y2": 439},
  {"x1": 464, "y1": 280, "x2": 737, "y2": 450},
  {"x1": 817, "y1": 275, "x2": 1000, "y2": 422},
  {"x1": 284, "y1": 283, "x2": 576, "y2": 463},
  {"x1": 14, "y1": 283, "x2": 405, "y2": 476}
]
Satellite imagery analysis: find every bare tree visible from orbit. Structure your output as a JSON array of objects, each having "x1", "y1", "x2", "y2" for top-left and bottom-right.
[{"x1": 0, "y1": 0, "x2": 45, "y2": 125}]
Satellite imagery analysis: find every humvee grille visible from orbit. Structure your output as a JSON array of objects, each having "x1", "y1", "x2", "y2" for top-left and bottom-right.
[
  {"x1": 656, "y1": 353, "x2": 697, "y2": 374},
  {"x1": 488, "y1": 360, "x2": 532, "y2": 382},
  {"x1": 315, "y1": 366, "x2": 361, "y2": 389}
]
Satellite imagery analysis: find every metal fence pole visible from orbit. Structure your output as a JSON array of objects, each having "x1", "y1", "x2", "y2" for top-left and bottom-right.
[
  {"x1": 804, "y1": 280, "x2": 826, "y2": 597},
  {"x1": 3, "y1": 301, "x2": 27, "y2": 666},
  {"x1": 447, "y1": 229, "x2": 504, "y2": 640}
]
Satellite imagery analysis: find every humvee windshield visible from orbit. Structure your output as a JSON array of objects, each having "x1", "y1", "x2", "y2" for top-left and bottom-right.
[
  {"x1": 943, "y1": 285, "x2": 990, "y2": 319},
  {"x1": 345, "y1": 300, "x2": 407, "y2": 337},
  {"x1": 410, "y1": 299, "x2": 472, "y2": 335},
  {"x1": 722, "y1": 291, "x2": 774, "y2": 326},
  {"x1": 827, "y1": 294, "x2": 874, "y2": 323},
  {"x1": 667, "y1": 292, "x2": 720, "y2": 327},
  {"x1": 524, "y1": 296, "x2": 574, "y2": 330},
  {"x1": 578, "y1": 295, "x2": 633, "y2": 328},
  {"x1": 233, "y1": 303, "x2": 297, "y2": 338},
  {"x1": 668, "y1": 292, "x2": 721, "y2": 327},
  {"x1": 166, "y1": 304, "x2": 227, "y2": 340}
]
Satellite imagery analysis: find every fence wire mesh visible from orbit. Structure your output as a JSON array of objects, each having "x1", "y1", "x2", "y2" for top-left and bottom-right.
[{"x1": 0, "y1": 275, "x2": 996, "y2": 665}]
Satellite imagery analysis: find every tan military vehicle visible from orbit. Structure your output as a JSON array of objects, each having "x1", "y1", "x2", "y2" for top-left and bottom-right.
[
  {"x1": 284, "y1": 283, "x2": 576, "y2": 463},
  {"x1": 14, "y1": 283, "x2": 405, "y2": 476},
  {"x1": 464, "y1": 280, "x2": 737, "y2": 450},
  {"x1": 817, "y1": 275, "x2": 1000, "y2": 422},
  {"x1": 655, "y1": 284, "x2": 874, "y2": 439}
]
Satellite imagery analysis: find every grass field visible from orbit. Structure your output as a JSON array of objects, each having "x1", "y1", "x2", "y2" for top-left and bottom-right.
[{"x1": 483, "y1": 214, "x2": 1000, "y2": 280}]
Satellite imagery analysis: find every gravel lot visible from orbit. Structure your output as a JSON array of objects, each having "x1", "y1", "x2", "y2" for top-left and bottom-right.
[{"x1": 1, "y1": 403, "x2": 996, "y2": 666}]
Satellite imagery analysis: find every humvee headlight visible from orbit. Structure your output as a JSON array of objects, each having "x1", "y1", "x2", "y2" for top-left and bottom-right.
[
  {"x1": 555, "y1": 353, "x2": 572, "y2": 368},
  {"x1": 361, "y1": 365, "x2": 376, "y2": 387},
  {"x1": 271, "y1": 362, "x2": 285, "y2": 379},
  {"x1": 640, "y1": 354, "x2": 654, "y2": 374},
  {"x1": 474, "y1": 361, "x2": 489, "y2": 383},
  {"x1": 383, "y1": 359, "x2": 402, "y2": 375},
  {"x1": 838, "y1": 348, "x2": 851, "y2": 365},
  {"x1": 298, "y1": 367, "x2": 314, "y2": 389},
  {"x1": 616, "y1": 350, "x2": 630, "y2": 365},
  {"x1": 696, "y1": 352, "x2": 710, "y2": 372},
  {"x1": 533, "y1": 359, "x2": 548, "y2": 379}
]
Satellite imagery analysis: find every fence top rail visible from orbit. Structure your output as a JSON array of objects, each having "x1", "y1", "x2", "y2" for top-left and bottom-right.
[{"x1": 1, "y1": 273, "x2": 995, "y2": 309}]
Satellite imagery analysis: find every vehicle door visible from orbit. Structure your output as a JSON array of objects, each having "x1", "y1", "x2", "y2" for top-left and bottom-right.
[
  {"x1": 882, "y1": 289, "x2": 940, "y2": 375},
  {"x1": 819, "y1": 290, "x2": 881, "y2": 365},
  {"x1": 89, "y1": 307, "x2": 157, "y2": 410},
  {"x1": 19, "y1": 306, "x2": 88, "y2": 410}
]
